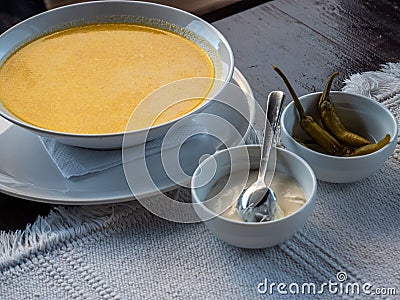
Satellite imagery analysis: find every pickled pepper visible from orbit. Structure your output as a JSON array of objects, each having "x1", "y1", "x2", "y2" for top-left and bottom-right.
[
  {"x1": 318, "y1": 72, "x2": 370, "y2": 147},
  {"x1": 273, "y1": 65, "x2": 350, "y2": 156}
]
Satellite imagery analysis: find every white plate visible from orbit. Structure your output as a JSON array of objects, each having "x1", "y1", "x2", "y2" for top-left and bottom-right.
[{"x1": 0, "y1": 68, "x2": 255, "y2": 205}]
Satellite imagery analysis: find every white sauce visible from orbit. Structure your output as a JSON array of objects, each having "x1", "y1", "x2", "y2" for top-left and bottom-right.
[{"x1": 205, "y1": 170, "x2": 306, "y2": 221}]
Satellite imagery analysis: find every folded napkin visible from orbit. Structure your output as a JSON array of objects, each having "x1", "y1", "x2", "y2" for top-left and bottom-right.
[
  {"x1": 40, "y1": 126, "x2": 259, "y2": 179},
  {"x1": 40, "y1": 138, "x2": 122, "y2": 179},
  {"x1": 40, "y1": 124, "x2": 210, "y2": 179}
]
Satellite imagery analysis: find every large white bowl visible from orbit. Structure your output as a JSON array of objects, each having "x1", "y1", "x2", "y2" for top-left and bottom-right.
[
  {"x1": 280, "y1": 91, "x2": 398, "y2": 183},
  {"x1": 0, "y1": 1, "x2": 234, "y2": 149},
  {"x1": 191, "y1": 145, "x2": 317, "y2": 249}
]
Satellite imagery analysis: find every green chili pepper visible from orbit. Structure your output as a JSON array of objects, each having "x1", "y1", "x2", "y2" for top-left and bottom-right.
[
  {"x1": 273, "y1": 65, "x2": 350, "y2": 156},
  {"x1": 350, "y1": 134, "x2": 391, "y2": 156},
  {"x1": 295, "y1": 137, "x2": 330, "y2": 154},
  {"x1": 318, "y1": 72, "x2": 370, "y2": 147},
  {"x1": 294, "y1": 137, "x2": 317, "y2": 145}
]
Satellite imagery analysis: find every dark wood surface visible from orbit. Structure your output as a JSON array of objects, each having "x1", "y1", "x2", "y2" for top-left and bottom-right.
[
  {"x1": 213, "y1": 0, "x2": 400, "y2": 100},
  {"x1": 1, "y1": 0, "x2": 400, "y2": 231}
]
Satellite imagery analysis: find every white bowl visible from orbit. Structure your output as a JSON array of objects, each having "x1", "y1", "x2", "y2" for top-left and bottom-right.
[
  {"x1": 0, "y1": 1, "x2": 234, "y2": 149},
  {"x1": 280, "y1": 91, "x2": 398, "y2": 183},
  {"x1": 191, "y1": 145, "x2": 317, "y2": 249}
]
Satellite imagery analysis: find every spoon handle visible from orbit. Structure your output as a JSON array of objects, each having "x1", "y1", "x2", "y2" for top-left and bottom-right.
[{"x1": 257, "y1": 91, "x2": 285, "y2": 184}]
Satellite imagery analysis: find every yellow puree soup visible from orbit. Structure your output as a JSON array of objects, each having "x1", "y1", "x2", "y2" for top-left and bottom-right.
[{"x1": 0, "y1": 24, "x2": 214, "y2": 134}]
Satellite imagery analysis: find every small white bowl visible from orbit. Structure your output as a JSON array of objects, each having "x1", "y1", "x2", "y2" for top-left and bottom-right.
[
  {"x1": 280, "y1": 91, "x2": 398, "y2": 183},
  {"x1": 191, "y1": 145, "x2": 317, "y2": 249},
  {"x1": 0, "y1": 1, "x2": 234, "y2": 149}
]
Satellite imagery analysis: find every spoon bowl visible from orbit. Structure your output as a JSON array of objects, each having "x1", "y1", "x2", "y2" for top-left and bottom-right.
[{"x1": 236, "y1": 184, "x2": 281, "y2": 222}]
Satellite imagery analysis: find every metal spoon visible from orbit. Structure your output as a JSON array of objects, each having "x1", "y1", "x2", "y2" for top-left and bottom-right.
[{"x1": 237, "y1": 91, "x2": 285, "y2": 222}]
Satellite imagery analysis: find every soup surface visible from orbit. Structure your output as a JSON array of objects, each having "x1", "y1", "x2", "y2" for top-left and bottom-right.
[{"x1": 0, "y1": 23, "x2": 214, "y2": 134}]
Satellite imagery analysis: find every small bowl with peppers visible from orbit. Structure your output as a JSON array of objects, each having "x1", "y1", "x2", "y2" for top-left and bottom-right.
[{"x1": 275, "y1": 67, "x2": 398, "y2": 183}]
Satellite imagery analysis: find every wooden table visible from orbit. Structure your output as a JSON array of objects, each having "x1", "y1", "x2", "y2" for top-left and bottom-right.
[{"x1": 1, "y1": 0, "x2": 399, "y2": 231}]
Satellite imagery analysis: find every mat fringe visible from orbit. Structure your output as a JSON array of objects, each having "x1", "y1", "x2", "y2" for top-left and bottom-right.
[{"x1": 0, "y1": 202, "x2": 143, "y2": 271}]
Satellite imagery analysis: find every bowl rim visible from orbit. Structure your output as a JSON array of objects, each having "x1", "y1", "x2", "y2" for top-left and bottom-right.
[
  {"x1": 191, "y1": 145, "x2": 317, "y2": 226},
  {"x1": 0, "y1": 0, "x2": 235, "y2": 138},
  {"x1": 280, "y1": 90, "x2": 398, "y2": 160}
]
